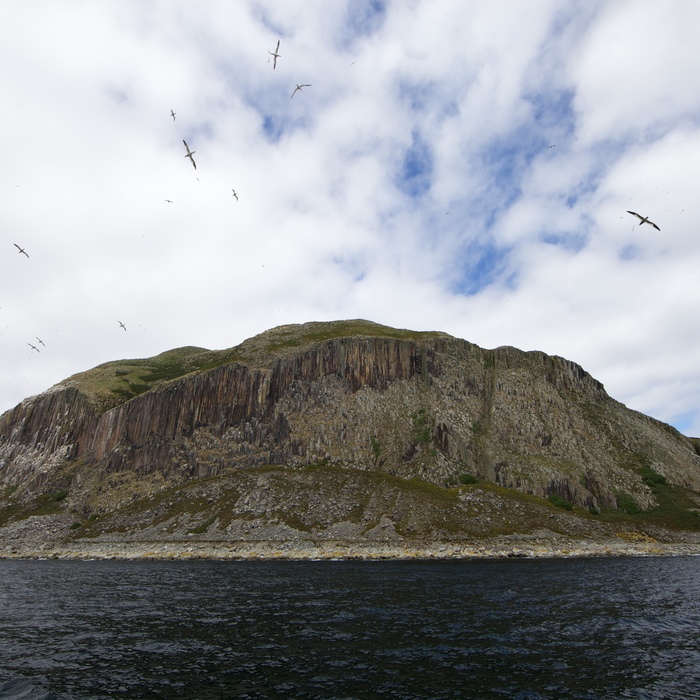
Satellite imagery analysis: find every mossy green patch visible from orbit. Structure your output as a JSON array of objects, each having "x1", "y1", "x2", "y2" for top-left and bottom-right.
[
  {"x1": 258, "y1": 320, "x2": 443, "y2": 353},
  {"x1": 594, "y1": 474, "x2": 700, "y2": 531},
  {"x1": 188, "y1": 516, "x2": 217, "y2": 534},
  {"x1": 548, "y1": 495, "x2": 574, "y2": 511},
  {"x1": 0, "y1": 489, "x2": 70, "y2": 526},
  {"x1": 411, "y1": 407, "x2": 435, "y2": 445},
  {"x1": 58, "y1": 320, "x2": 449, "y2": 414}
]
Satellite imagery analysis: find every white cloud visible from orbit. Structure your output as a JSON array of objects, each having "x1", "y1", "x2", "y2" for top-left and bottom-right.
[
  {"x1": 1, "y1": 0, "x2": 699, "y2": 441},
  {"x1": 570, "y1": 0, "x2": 700, "y2": 144}
]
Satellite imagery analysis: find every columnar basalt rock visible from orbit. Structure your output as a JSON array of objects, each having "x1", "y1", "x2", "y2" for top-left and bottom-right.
[{"x1": 1, "y1": 321, "x2": 699, "y2": 526}]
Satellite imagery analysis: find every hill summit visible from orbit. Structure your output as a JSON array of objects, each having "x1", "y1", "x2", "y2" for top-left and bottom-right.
[{"x1": 2, "y1": 319, "x2": 700, "y2": 558}]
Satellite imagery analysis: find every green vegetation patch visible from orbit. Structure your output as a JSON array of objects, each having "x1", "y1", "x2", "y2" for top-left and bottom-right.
[
  {"x1": 258, "y1": 320, "x2": 444, "y2": 354},
  {"x1": 614, "y1": 491, "x2": 640, "y2": 515},
  {"x1": 411, "y1": 407, "x2": 435, "y2": 445},
  {"x1": 60, "y1": 346, "x2": 239, "y2": 412},
  {"x1": 635, "y1": 467, "x2": 700, "y2": 530},
  {"x1": 0, "y1": 489, "x2": 71, "y2": 527},
  {"x1": 59, "y1": 320, "x2": 450, "y2": 414},
  {"x1": 188, "y1": 516, "x2": 217, "y2": 534},
  {"x1": 639, "y1": 466, "x2": 667, "y2": 488},
  {"x1": 689, "y1": 437, "x2": 700, "y2": 457},
  {"x1": 594, "y1": 466, "x2": 700, "y2": 530},
  {"x1": 548, "y1": 495, "x2": 574, "y2": 511}
]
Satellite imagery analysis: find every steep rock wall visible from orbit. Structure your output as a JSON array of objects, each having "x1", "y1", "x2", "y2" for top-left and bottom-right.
[{"x1": 1, "y1": 330, "x2": 699, "y2": 516}]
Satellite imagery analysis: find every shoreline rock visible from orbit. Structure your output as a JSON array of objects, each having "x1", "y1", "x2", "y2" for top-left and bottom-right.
[{"x1": 3, "y1": 537, "x2": 700, "y2": 561}]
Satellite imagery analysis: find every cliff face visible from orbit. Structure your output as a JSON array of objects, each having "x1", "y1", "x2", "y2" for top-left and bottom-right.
[{"x1": 1, "y1": 320, "x2": 700, "y2": 533}]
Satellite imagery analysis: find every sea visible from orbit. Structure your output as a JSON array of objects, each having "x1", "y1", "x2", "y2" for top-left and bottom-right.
[{"x1": 0, "y1": 556, "x2": 699, "y2": 699}]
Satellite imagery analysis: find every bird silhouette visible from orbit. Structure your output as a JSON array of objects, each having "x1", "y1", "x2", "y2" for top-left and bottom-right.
[
  {"x1": 36, "y1": 337, "x2": 45, "y2": 346},
  {"x1": 291, "y1": 84, "x2": 311, "y2": 98},
  {"x1": 268, "y1": 40, "x2": 281, "y2": 69},
  {"x1": 13, "y1": 244, "x2": 29, "y2": 258},
  {"x1": 119, "y1": 321, "x2": 127, "y2": 331},
  {"x1": 170, "y1": 110, "x2": 176, "y2": 121},
  {"x1": 232, "y1": 189, "x2": 238, "y2": 200},
  {"x1": 27, "y1": 343, "x2": 39, "y2": 353},
  {"x1": 183, "y1": 140, "x2": 197, "y2": 170},
  {"x1": 627, "y1": 211, "x2": 660, "y2": 231}
]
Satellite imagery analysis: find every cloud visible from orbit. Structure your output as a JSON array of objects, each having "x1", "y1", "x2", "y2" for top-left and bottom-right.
[{"x1": 1, "y1": 0, "x2": 699, "y2": 441}]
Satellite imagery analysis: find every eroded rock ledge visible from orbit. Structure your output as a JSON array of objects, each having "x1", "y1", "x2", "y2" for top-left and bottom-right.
[{"x1": 3, "y1": 538, "x2": 700, "y2": 561}]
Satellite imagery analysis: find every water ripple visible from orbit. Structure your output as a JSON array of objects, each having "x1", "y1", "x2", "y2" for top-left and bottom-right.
[{"x1": 1, "y1": 557, "x2": 699, "y2": 699}]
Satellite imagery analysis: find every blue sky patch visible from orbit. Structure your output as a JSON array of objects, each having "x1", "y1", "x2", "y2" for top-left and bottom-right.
[
  {"x1": 526, "y1": 87, "x2": 576, "y2": 136},
  {"x1": 396, "y1": 131, "x2": 433, "y2": 197},
  {"x1": 451, "y1": 238, "x2": 511, "y2": 296},
  {"x1": 670, "y1": 413, "x2": 699, "y2": 437},
  {"x1": 542, "y1": 232, "x2": 587, "y2": 253},
  {"x1": 618, "y1": 243, "x2": 640, "y2": 261},
  {"x1": 346, "y1": 0, "x2": 387, "y2": 38}
]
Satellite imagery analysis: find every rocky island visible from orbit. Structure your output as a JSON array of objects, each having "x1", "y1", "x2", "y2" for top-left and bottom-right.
[{"x1": 2, "y1": 320, "x2": 700, "y2": 559}]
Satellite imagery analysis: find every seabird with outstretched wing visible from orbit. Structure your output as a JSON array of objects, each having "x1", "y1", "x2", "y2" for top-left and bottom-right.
[
  {"x1": 13, "y1": 244, "x2": 29, "y2": 258},
  {"x1": 268, "y1": 40, "x2": 281, "y2": 69},
  {"x1": 291, "y1": 84, "x2": 311, "y2": 98},
  {"x1": 183, "y1": 140, "x2": 197, "y2": 170},
  {"x1": 627, "y1": 211, "x2": 660, "y2": 231}
]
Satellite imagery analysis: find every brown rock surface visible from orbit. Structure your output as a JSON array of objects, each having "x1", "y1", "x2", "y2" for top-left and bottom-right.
[{"x1": 2, "y1": 319, "x2": 700, "y2": 555}]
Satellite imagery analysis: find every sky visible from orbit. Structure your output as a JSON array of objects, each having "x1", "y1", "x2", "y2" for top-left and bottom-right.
[{"x1": 1, "y1": 0, "x2": 700, "y2": 437}]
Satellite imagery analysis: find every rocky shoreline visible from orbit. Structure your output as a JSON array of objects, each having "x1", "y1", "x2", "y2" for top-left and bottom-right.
[
  {"x1": 3, "y1": 536, "x2": 700, "y2": 561},
  {"x1": 3, "y1": 512, "x2": 700, "y2": 561}
]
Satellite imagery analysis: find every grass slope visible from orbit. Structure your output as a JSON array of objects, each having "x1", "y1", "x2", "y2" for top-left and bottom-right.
[{"x1": 59, "y1": 320, "x2": 447, "y2": 412}]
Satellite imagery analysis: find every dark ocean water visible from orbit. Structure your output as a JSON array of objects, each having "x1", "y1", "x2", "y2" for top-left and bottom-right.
[{"x1": 1, "y1": 556, "x2": 699, "y2": 699}]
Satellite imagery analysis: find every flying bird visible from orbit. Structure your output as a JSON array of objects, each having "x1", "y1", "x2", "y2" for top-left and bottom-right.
[
  {"x1": 290, "y1": 84, "x2": 311, "y2": 98},
  {"x1": 165, "y1": 199, "x2": 173, "y2": 203},
  {"x1": 268, "y1": 40, "x2": 281, "y2": 69},
  {"x1": 13, "y1": 243, "x2": 29, "y2": 258},
  {"x1": 231, "y1": 189, "x2": 238, "y2": 200},
  {"x1": 170, "y1": 110, "x2": 176, "y2": 121},
  {"x1": 119, "y1": 321, "x2": 127, "y2": 331},
  {"x1": 27, "y1": 343, "x2": 39, "y2": 353},
  {"x1": 183, "y1": 140, "x2": 197, "y2": 170},
  {"x1": 547, "y1": 144, "x2": 556, "y2": 149},
  {"x1": 36, "y1": 337, "x2": 45, "y2": 346},
  {"x1": 627, "y1": 211, "x2": 660, "y2": 231}
]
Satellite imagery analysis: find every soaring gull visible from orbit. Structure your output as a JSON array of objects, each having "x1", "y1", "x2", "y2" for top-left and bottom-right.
[
  {"x1": 119, "y1": 321, "x2": 127, "y2": 331},
  {"x1": 13, "y1": 243, "x2": 29, "y2": 258},
  {"x1": 183, "y1": 140, "x2": 197, "y2": 170},
  {"x1": 627, "y1": 211, "x2": 660, "y2": 231},
  {"x1": 268, "y1": 40, "x2": 281, "y2": 69},
  {"x1": 290, "y1": 84, "x2": 311, "y2": 98},
  {"x1": 231, "y1": 189, "x2": 238, "y2": 200},
  {"x1": 27, "y1": 343, "x2": 39, "y2": 353},
  {"x1": 170, "y1": 110, "x2": 176, "y2": 121}
]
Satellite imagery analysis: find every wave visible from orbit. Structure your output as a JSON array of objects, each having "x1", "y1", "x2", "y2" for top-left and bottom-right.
[{"x1": 0, "y1": 680, "x2": 66, "y2": 700}]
